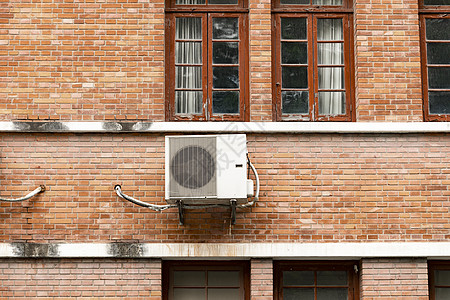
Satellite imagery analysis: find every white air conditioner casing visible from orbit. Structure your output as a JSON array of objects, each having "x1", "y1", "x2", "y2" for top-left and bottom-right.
[{"x1": 165, "y1": 134, "x2": 250, "y2": 205}]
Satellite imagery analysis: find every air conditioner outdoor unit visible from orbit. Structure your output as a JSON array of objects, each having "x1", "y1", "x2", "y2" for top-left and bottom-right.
[{"x1": 165, "y1": 134, "x2": 252, "y2": 205}]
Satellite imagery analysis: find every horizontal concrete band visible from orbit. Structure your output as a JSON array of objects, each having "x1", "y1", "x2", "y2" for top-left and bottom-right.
[
  {"x1": 1, "y1": 242, "x2": 450, "y2": 259},
  {"x1": 1, "y1": 121, "x2": 450, "y2": 134}
]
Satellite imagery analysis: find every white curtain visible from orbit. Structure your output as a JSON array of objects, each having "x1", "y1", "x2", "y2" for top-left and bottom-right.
[
  {"x1": 176, "y1": 0, "x2": 205, "y2": 4},
  {"x1": 175, "y1": 18, "x2": 203, "y2": 114},
  {"x1": 313, "y1": 0, "x2": 342, "y2": 5},
  {"x1": 317, "y1": 18, "x2": 345, "y2": 115}
]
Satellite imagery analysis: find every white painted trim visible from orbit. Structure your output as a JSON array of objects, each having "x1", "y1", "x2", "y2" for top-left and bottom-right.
[
  {"x1": 0, "y1": 121, "x2": 449, "y2": 134},
  {"x1": 2, "y1": 243, "x2": 450, "y2": 259}
]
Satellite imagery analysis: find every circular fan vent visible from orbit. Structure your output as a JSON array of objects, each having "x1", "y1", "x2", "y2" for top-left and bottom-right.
[{"x1": 171, "y1": 145, "x2": 215, "y2": 189}]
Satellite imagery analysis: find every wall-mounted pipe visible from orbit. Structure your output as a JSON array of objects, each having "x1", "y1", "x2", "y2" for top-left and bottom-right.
[{"x1": 0, "y1": 185, "x2": 45, "y2": 202}]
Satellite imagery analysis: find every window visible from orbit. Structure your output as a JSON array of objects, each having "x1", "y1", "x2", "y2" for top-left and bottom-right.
[
  {"x1": 274, "y1": 261, "x2": 359, "y2": 300},
  {"x1": 272, "y1": 0, "x2": 354, "y2": 121},
  {"x1": 420, "y1": 0, "x2": 450, "y2": 121},
  {"x1": 429, "y1": 261, "x2": 450, "y2": 300},
  {"x1": 162, "y1": 261, "x2": 250, "y2": 300},
  {"x1": 165, "y1": 0, "x2": 249, "y2": 121}
]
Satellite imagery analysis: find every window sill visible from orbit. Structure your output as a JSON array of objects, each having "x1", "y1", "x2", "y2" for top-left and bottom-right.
[{"x1": 0, "y1": 121, "x2": 449, "y2": 133}]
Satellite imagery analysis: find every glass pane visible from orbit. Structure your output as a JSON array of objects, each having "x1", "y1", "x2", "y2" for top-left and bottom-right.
[
  {"x1": 313, "y1": 0, "x2": 343, "y2": 4},
  {"x1": 209, "y1": 0, "x2": 238, "y2": 3},
  {"x1": 208, "y1": 271, "x2": 240, "y2": 286},
  {"x1": 429, "y1": 91, "x2": 450, "y2": 114},
  {"x1": 282, "y1": 91, "x2": 309, "y2": 114},
  {"x1": 283, "y1": 271, "x2": 314, "y2": 286},
  {"x1": 317, "y1": 19, "x2": 343, "y2": 41},
  {"x1": 317, "y1": 271, "x2": 348, "y2": 286},
  {"x1": 213, "y1": 67, "x2": 239, "y2": 88},
  {"x1": 176, "y1": 18, "x2": 202, "y2": 40},
  {"x1": 427, "y1": 43, "x2": 450, "y2": 64},
  {"x1": 318, "y1": 91, "x2": 346, "y2": 115},
  {"x1": 428, "y1": 67, "x2": 450, "y2": 89},
  {"x1": 318, "y1": 67, "x2": 344, "y2": 89},
  {"x1": 424, "y1": 0, "x2": 450, "y2": 5},
  {"x1": 436, "y1": 270, "x2": 450, "y2": 285},
  {"x1": 426, "y1": 19, "x2": 450, "y2": 41},
  {"x1": 173, "y1": 288, "x2": 206, "y2": 300},
  {"x1": 175, "y1": 91, "x2": 203, "y2": 114},
  {"x1": 174, "y1": 271, "x2": 206, "y2": 286},
  {"x1": 281, "y1": 18, "x2": 307, "y2": 40},
  {"x1": 212, "y1": 91, "x2": 239, "y2": 114},
  {"x1": 282, "y1": 42, "x2": 308, "y2": 64},
  {"x1": 176, "y1": 66, "x2": 202, "y2": 89},
  {"x1": 318, "y1": 43, "x2": 344, "y2": 65},
  {"x1": 317, "y1": 288, "x2": 348, "y2": 300},
  {"x1": 213, "y1": 18, "x2": 238, "y2": 40},
  {"x1": 208, "y1": 288, "x2": 240, "y2": 299},
  {"x1": 436, "y1": 288, "x2": 450, "y2": 300},
  {"x1": 176, "y1": 0, "x2": 206, "y2": 4},
  {"x1": 282, "y1": 66, "x2": 308, "y2": 88},
  {"x1": 176, "y1": 42, "x2": 202, "y2": 64},
  {"x1": 213, "y1": 42, "x2": 239, "y2": 64},
  {"x1": 283, "y1": 288, "x2": 314, "y2": 300}
]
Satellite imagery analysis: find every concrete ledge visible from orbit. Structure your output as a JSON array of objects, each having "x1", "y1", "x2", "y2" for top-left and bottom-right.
[
  {"x1": 0, "y1": 121, "x2": 449, "y2": 134},
  {"x1": 1, "y1": 242, "x2": 450, "y2": 259}
]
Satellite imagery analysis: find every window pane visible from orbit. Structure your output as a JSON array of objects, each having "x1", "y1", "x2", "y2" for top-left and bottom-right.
[
  {"x1": 209, "y1": 0, "x2": 238, "y2": 3},
  {"x1": 176, "y1": 66, "x2": 202, "y2": 89},
  {"x1": 175, "y1": 91, "x2": 203, "y2": 114},
  {"x1": 426, "y1": 19, "x2": 450, "y2": 41},
  {"x1": 424, "y1": 0, "x2": 450, "y2": 5},
  {"x1": 213, "y1": 67, "x2": 239, "y2": 88},
  {"x1": 176, "y1": 0, "x2": 206, "y2": 4},
  {"x1": 318, "y1": 43, "x2": 344, "y2": 65},
  {"x1": 427, "y1": 43, "x2": 450, "y2": 64},
  {"x1": 317, "y1": 288, "x2": 348, "y2": 300},
  {"x1": 281, "y1": 18, "x2": 307, "y2": 40},
  {"x1": 317, "y1": 19, "x2": 343, "y2": 41},
  {"x1": 318, "y1": 67, "x2": 344, "y2": 89},
  {"x1": 313, "y1": 0, "x2": 343, "y2": 4},
  {"x1": 283, "y1": 288, "x2": 314, "y2": 300},
  {"x1": 174, "y1": 271, "x2": 206, "y2": 286},
  {"x1": 176, "y1": 42, "x2": 202, "y2": 64},
  {"x1": 428, "y1": 67, "x2": 450, "y2": 89},
  {"x1": 436, "y1": 270, "x2": 450, "y2": 285},
  {"x1": 213, "y1": 18, "x2": 238, "y2": 40},
  {"x1": 176, "y1": 18, "x2": 202, "y2": 40},
  {"x1": 208, "y1": 288, "x2": 240, "y2": 299},
  {"x1": 213, "y1": 42, "x2": 239, "y2": 64},
  {"x1": 208, "y1": 271, "x2": 240, "y2": 286},
  {"x1": 282, "y1": 42, "x2": 308, "y2": 64},
  {"x1": 282, "y1": 91, "x2": 309, "y2": 114},
  {"x1": 283, "y1": 271, "x2": 314, "y2": 285},
  {"x1": 436, "y1": 288, "x2": 450, "y2": 300},
  {"x1": 317, "y1": 271, "x2": 348, "y2": 286},
  {"x1": 318, "y1": 92, "x2": 345, "y2": 115},
  {"x1": 173, "y1": 288, "x2": 206, "y2": 300},
  {"x1": 429, "y1": 91, "x2": 450, "y2": 114},
  {"x1": 282, "y1": 66, "x2": 308, "y2": 88},
  {"x1": 212, "y1": 91, "x2": 239, "y2": 114}
]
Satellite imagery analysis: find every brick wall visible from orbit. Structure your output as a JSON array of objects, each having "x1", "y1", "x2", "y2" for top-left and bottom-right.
[
  {"x1": 251, "y1": 259, "x2": 273, "y2": 300},
  {"x1": 354, "y1": 0, "x2": 423, "y2": 121},
  {"x1": 0, "y1": 0, "x2": 165, "y2": 121},
  {"x1": 1, "y1": 133, "x2": 449, "y2": 243},
  {"x1": 360, "y1": 258, "x2": 429, "y2": 299},
  {"x1": 0, "y1": 258, "x2": 162, "y2": 299}
]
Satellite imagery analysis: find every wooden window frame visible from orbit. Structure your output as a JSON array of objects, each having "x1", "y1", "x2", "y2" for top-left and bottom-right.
[
  {"x1": 419, "y1": 0, "x2": 450, "y2": 121},
  {"x1": 272, "y1": 0, "x2": 354, "y2": 122},
  {"x1": 165, "y1": 1, "x2": 249, "y2": 121},
  {"x1": 429, "y1": 261, "x2": 450, "y2": 300},
  {"x1": 274, "y1": 261, "x2": 359, "y2": 300},
  {"x1": 162, "y1": 260, "x2": 250, "y2": 300}
]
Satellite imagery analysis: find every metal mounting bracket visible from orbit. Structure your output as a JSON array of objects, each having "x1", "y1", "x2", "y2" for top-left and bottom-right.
[
  {"x1": 230, "y1": 199, "x2": 237, "y2": 225},
  {"x1": 177, "y1": 200, "x2": 184, "y2": 225}
]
